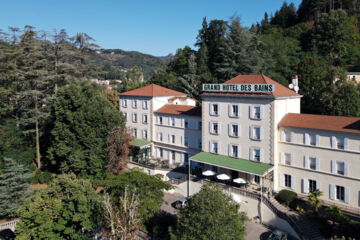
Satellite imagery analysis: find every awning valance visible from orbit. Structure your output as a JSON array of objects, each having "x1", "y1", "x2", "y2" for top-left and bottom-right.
[
  {"x1": 129, "y1": 139, "x2": 152, "y2": 149},
  {"x1": 190, "y1": 152, "x2": 273, "y2": 176}
]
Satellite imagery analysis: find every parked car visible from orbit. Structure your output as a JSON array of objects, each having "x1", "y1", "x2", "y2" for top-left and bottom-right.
[
  {"x1": 267, "y1": 230, "x2": 287, "y2": 240},
  {"x1": 173, "y1": 197, "x2": 189, "y2": 209},
  {"x1": 0, "y1": 229, "x2": 15, "y2": 240}
]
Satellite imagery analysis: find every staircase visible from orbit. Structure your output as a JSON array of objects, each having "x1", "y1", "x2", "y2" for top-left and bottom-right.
[{"x1": 268, "y1": 198, "x2": 324, "y2": 240}]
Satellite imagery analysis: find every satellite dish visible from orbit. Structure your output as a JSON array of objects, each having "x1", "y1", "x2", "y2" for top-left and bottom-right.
[
  {"x1": 289, "y1": 83, "x2": 294, "y2": 89},
  {"x1": 294, "y1": 86, "x2": 299, "y2": 92}
]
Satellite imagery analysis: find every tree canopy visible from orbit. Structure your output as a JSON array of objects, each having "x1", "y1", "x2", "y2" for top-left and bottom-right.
[{"x1": 171, "y1": 184, "x2": 247, "y2": 240}]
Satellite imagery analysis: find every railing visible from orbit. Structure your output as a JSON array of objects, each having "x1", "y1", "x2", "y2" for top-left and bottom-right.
[{"x1": 0, "y1": 220, "x2": 18, "y2": 231}]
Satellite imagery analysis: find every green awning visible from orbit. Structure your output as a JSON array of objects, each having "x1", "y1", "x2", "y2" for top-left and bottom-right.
[
  {"x1": 190, "y1": 152, "x2": 273, "y2": 176},
  {"x1": 129, "y1": 139, "x2": 152, "y2": 148}
]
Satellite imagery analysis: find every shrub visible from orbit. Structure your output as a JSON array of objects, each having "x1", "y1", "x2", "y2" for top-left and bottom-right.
[
  {"x1": 275, "y1": 189, "x2": 297, "y2": 207},
  {"x1": 32, "y1": 170, "x2": 53, "y2": 184}
]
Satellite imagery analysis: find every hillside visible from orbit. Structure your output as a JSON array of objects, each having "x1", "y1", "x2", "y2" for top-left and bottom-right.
[{"x1": 89, "y1": 49, "x2": 164, "y2": 81}]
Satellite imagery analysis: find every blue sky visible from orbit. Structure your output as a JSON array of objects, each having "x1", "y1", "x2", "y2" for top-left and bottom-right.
[{"x1": 0, "y1": 0, "x2": 302, "y2": 56}]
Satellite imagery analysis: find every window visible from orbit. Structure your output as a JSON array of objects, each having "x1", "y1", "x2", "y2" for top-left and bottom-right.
[
  {"x1": 170, "y1": 117, "x2": 175, "y2": 127},
  {"x1": 251, "y1": 126, "x2": 262, "y2": 140},
  {"x1": 124, "y1": 112, "x2": 127, "y2": 121},
  {"x1": 285, "y1": 131, "x2": 291, "y2": 142},
  {"x1": 210, "y1": 122, "x2": 219, "y2": 135},
  {"x1": 122, "y1": 99, "x2": 127, "y2": 108},
  {"x1": 132, "y1": 113, "x2": 137, "y2": 123},
  {"x1": 337, "y1": 161, "x2": 345, "y2": 175},
  {"x1": 197, "y1": 138, "x2": 202, "y2": 149},
  {"x1": 142, "y1": 114, "x2": 148, "y2": 124},
  {"x1": 159, "y1": 148, "x2": 163, "y2": 158},
  {"x1": 143, "y1": 130, "x2": 148, "y2": 140},
  {"x1": 133, "y1": 128, "x2": 137, "y2": 138},
  {"x1": 231, "y1": 145, "x2": 238, "y2": 158},
  {"x1": 212, "y1": 142, "x2": 219, "y2": 154},
  {"x1": 185, "y1": 120, "x2": 189, "y2": 128},
  {"x1": 132, "y1": 100, "x2": 137, "y2": 108},
  {"x1": 336, "y1": 185, "x2": 345, "y2": 201},
  {"x1": 158, "y1": 116, "x2": 163, "y2": 125},
  {"x1": 337, "y1": 137, "x2": 344, "y2": 150},
  {"x1": 210, "y1": 104, "x2": 219, "y2": 116},
  {"x1": 230, "y1": 124, "x2": 239, "y2": 137},
  {"x1": 332, "y1": 136, "x2": 346, "y2": 150},
  {"x1": 184, "y1": 137, "x2": 189, "y2": 147},
  {"x1": 254, "y1": 175, "x2": 260, "y2": 184},
  {"x1": 310, "y1": 134, "x2": 316, "y2": 146},
  {"x1": 229, "y1": 104, "x2": 239, "y2": 117},
  {"x1": 197, "y1": 121, "x2": 202, "y2": 130},
  {"x1": 309, "y1": 179, "x2": 317, "y2": 192},
  {"x1": 158, "y1": 132, "x2": 163, "y2": 141},
  {"x1": 309, "y1": 157, "x2": 316, "y2": 170},
  {"x1": 285, "y1": 174, "x2": 292, "y2": 188},
  {"x1": 142, "y1": 100, "x2": 148, "y2": 109},
  {"x1": 254, "y1": 149, "x2": 260, "y2": 161},
  {"x1": 171, "y1": 135, "x2": 175, "y2": 144},
  {"x1": 254, "y1": 106, "x2": 261, "y2": 119},
  {"x1": 285, "y1": 153, "x2": 292, "y2": 165}
]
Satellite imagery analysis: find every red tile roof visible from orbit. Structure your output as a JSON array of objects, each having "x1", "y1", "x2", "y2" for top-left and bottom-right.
[
  {"x1": 155, "y1": 105, "x2": 201, "y2": 117},
  {"x1": 279, "y1": 113, "x2": 360, "y2": 134},
  {"x1": 168, "y1": 96, "x2": 196, "y2": 101},
  {"x1": 203, "y1": 74, "x2": 299, "y2": 98},
  {"x1": 119, "y1": 84, "x2": 186, "y2": 97}
]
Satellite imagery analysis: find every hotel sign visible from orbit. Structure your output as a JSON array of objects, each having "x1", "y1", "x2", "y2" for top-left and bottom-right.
[{"x1": 202, "y1": 84, "x2": 275, "y2": 93}]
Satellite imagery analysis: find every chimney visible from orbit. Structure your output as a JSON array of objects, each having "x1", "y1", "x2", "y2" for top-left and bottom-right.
[{"x1": 289, "y1": 75, "x2": 299, "y2": 93}]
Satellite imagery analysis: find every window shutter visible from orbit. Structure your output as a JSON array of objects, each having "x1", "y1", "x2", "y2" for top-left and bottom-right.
[
  {"x1": 228, "y1": 144, "x2": 232, "y2": 157},
  {"x1": 331, "y1": 160, "x2": 336, "y2": 174},
  {"x1": 209, "y1": 122, "x2": 212, "y2": 134},
  {"x1": 168, "y1": 134, "x2": 170, "y2": 143},
  {"x1": 228, "y1": 124, "x2": 231, "y2": 136},
  {"x1": 250, "y1": 126, "x2": 254, "y2": 140},
  {"x1": 304, "y1": 156, "x2": 309, "y2": 168},
  {"x1": 209, "y1": 141, "x2": 212, "y2": 152},
  {"x1": 302, "y1": 179, "x2": 309, "y2": 193},
  {"x1": 218, "y1": 123, "x2": 221, "y2": 134},
  {"x1": 344, "y1": 137, "x2": 349, "y2": 150},
  {"x1": 238, "y1": 125, "x2": 241, "y2": 136},
  {"x1": 291, "y1": 175, "x2": 296, "y2": 190},
  {"x1": 280, "y1": 174, "x2": 285, "y2": 187},
  {"x1": 345, "y1": 188, "x2": 350, "y2": 204},
  {"x1": 290, "y1": 131, "x2": 294, "y2": 143},
  {"x1": 290, "y1": 154, "x2": 293, "y2": 166},
  {"x1": 228, "y1": 104, "x2": 232, "y2": 117},
  {"x1": 281, "y1": 152, "x2": 285, "y2": 164},
  {"x1": 260, "y1": 127, "x2": 264, "y2": 140},
  {"x1": 209, "y1": 103, "x2": 213, "y2": 115},
  {"x1": 344, "y1": 162, "x2": 349, "y2": 176},
  {"x1": 249, "y1": 106, "x2": 253, "y2": 119},
  {"x1": 168, "y1": 150, "x2": 171, "y2": 161},
  {"x1": 316, "y1": 134, "x2": 320, "y2": 146},
  {"x1": 304, "y1": 133, "x2": 310, "y2": 145},
  {"x1": 329, "y1": 184, "x2": 335, "y2": 200},
  {"x1": 260, "y1": 149, "x2": 264, "y2": 162},
  {"x1": 260, "y1": 105, "x2": 264, "y2": 119},
  {"x1": 181, "y1": 153, "x2": 184, "y2": 163},
  {"x1": 249, "y1": 148, "x2": 253, "y2": 161},
  {"x1": 317, "y1": 181, "x2": 321, "y2": 191},
  {"x1": 331, "y1": 136, "x2": 336, "y2": 149},
  {"x1": 316, "y1": 158, "x2": 320, "y2": 171},
  {"x1": 180, "y1": 136, "x2": 183, "y2": 145},
  {"x1": 281, "y1": 130, "x2": 285, "y2": 142}
]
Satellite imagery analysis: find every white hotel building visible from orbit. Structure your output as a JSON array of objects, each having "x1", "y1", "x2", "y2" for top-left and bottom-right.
[{"x1": 119, "y1": 75, "x2": 360, "y2": 211}]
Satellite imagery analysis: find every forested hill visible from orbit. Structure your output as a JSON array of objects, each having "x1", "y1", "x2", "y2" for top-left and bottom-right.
[{"x1": 89, "y1": 48, "x2": 164, "y2": 80}]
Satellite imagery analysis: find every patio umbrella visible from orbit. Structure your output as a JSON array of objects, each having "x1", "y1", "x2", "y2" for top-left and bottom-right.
[
  {"x1": 233, "y1": 178, "x2": 247, "y2": 184},
  {"x1": 202, "y1": 170, "x2": 216, "y2": 176},
  {"x1": 216, "y1": 173, "x2": 230, "y2": 180}
]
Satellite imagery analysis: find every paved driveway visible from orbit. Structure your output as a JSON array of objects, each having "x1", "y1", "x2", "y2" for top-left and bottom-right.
[
  {"x1": 161, "y1": 191, "x2": 184, "y2": 215},
  {"x1": 245, "y1": 221, "x2": 272, "y2": 240}
]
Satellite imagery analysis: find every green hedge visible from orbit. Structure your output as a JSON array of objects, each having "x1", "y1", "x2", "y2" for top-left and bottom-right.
[{"x1": 275, "y1": 189, "x2": 297, "y2": 207}]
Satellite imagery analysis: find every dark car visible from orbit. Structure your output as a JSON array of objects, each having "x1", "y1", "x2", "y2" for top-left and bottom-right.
[
  {"x1": 267, "y1": 230, "x2": 287, "y2": 240},
  {"x1": 0, "y1": 229, "x2": 15, "y2": 240}
]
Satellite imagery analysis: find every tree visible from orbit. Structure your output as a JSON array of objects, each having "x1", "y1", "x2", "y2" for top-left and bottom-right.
[
  {"x1": 271, "y1": 2, "x2": 298, "y2": 28},
  {"x1": 171, "y1": 184, "x2": 247, "y2": 240},
  {"x1": 308, "y1": 189, "x2": 323, "y2": 213},
  {"x1": 106, "y1": 126, "x2": 132, "y2": 174},
  {"x1": 98, "y1": 169, "x2": 173, "y2": 220},
  {"x1": 47, "y1": 80, "x2": 124, "y2": 178},
  {"x1": 178, "y1": 53, "x2": 201, "y2": 101},
  {"x1": 0, "y1": 158, "x2": 33, "y2": 218},
  {"x1": 103, "y1": 188, "x2": 142, "y2": 240},
  {"x1": 16, "y1": 174, "x2": 102, "y2": 240}
]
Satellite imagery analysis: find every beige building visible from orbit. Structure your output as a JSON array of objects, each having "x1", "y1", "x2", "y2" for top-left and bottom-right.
[
  {"x1": 119, "y1": 75, "x2": 360, "y2": 210},
  {"x1": 119, "y1": 84, "x2": 201, "y2": 167}
]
